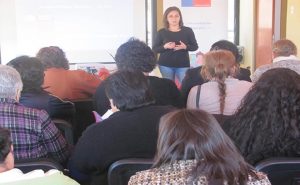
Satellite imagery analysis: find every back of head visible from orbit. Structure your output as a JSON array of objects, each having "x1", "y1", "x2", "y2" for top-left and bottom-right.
[
  {"x1": 36, "y1": 46, "x2": 69, "y2": 70},
  {"x1": 272, "y1": 39, "x2": 297, "y2": 57},
  {"x1": 201, "y1": 50, "x2": 237, "y2": 80},
  {"x1": 115, "y1": 38, "x2": 156, "y2": 73},
  {"x1": 229, "y1": 68, "x2": 300, "y2": 164},
  {"x1": 201, "y1": 50, "x2": 238, "y2": 114},
  {"x1": 104, "y1": 70, "x2": 154, "y2": 111},
  {"x1": 7, "y1": 56, "x2": 44, "y2": 93},
  {"x1": 0, "y1": 128, "x2": 12, "y2": 163},
  {"x1": 0, "y1": 65, "x2": 23, "y2": 99},
  {"x1": 154, "y1": 109, "x2": 252, "y2": 184},
  {"x1": 210, "y1": 40, "x2": 243, "y2": 63}
]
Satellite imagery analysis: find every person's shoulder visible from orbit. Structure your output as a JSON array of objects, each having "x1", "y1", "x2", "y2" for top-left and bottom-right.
[
  {"x1": 182, "y1": 26, "x2": 192, "y2": 30},
  {"x1": 238, "y1": 79, "x2": 253, "y2": 87},
  {"x1": 128, "y1": 168, "x2": 157, "y2": 185},
  {"x1": 182, "y1": 26, "x2": 194, "y2": 32},
  {"x1": 148, "y1": 76, "x2": 177, "y2": 86},
  {"x1": 248, "y1": 171, "x2": 271, "y2": 185},
  {"x1": 148, "y1": 104, "x2": 177, "y2": 112},
  {"x1": 158, "y1": 28, "x2": 167, "y2": 33},
  {"x1": 187, "y1": 66, "x2": 202, "y2": 75},
  {"x1": 240, "y1": 67, "x2": 251, "y2": 76}
]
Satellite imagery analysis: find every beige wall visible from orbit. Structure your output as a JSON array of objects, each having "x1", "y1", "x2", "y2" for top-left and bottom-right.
[
  {"x1": 239, "y1": 1, "x2": 256, "y2": 72},
  {"x1": 286, "y1": 0, "x2": 300, "y2": 51}
]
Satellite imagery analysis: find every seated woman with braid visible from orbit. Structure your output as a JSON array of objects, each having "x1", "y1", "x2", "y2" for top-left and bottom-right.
[
  {"x1": 187, "y1": 50, "x2": 252, "y2": 116},
  {"x1": 128, "y1": 109, "x2": 271, "y2": 185}
]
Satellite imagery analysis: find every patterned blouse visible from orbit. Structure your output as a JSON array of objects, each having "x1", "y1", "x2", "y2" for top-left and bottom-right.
[
  {"x1": 251, "y1": 55, "x2": 300, "y2": 83},
  {"x1": 128, "y1": 160, "x2": 271, "y2": 185}
]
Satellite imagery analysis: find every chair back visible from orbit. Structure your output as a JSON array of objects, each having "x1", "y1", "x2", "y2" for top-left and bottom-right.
[
  {"x1": 72, "y1": 99, "x2": 95, "y2": 143},
  {"x1": 255, "y1": 157, "x2": 300, "y2": 185},
  {"x1": 15, "y1": 158, "x2": 64, "y2": 173},
  {"x1": 108, "y1": 158, "x2": 153, "y2": 185},
  {"x1": 53, "y1": 118, "x2": 74, "y2": 145}
]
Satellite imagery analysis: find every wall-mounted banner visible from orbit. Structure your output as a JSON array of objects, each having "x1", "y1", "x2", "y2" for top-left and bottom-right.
[{"x1": 181, "y1": 0, "x2": 211, "y2": 7}]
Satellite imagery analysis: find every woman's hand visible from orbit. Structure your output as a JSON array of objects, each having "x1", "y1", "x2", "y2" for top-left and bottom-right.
[
  {"x1": 163, "y1": 42, "x2": 176, "y2": 49},
  {"x1": 174, "y1": 41, "x2": 187, "y2": 50}
]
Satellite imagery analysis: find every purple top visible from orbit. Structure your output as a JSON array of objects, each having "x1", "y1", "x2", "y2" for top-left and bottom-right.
[{"x1": 0, "y1": 98, "x2": 70, "y2": 163}]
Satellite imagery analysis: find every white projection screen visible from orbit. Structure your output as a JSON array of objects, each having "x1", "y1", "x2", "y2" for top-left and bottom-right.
[{"x1": 0, "y1": 0, "x2": 146, "y2": 64}]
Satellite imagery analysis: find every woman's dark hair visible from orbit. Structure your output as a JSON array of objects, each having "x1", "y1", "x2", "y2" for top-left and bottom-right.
[
  {"x1": 154, "y1": 109, "x2": 256, "y2": 184},
  {"x1": 104, "y1": 70, "x2": 154, "y2": 111},
  {"x1": 7, "y1": 56, "x2": 45, "y2": 93},
  {"x1": 201, "y1": 50, "x2": 239, "y2": 114},
  {"x1": 0, "y1": 128, "x2": 12, "y2": 162},
  {"x1": 163, "y1": 6, "x2": 184, "y2": 29},
  {"x1": 226, "y1": 68, "x2": 300, "y2": 165},
  {"x1": 210, "y1": 40, "x2": 243, "y2": 63},
  {"x1": 115, "y1": 38, "x2": 156, "y2": 73},
  {"x1": 36, "y1": 46, "x2": 69, "y2": 70}
]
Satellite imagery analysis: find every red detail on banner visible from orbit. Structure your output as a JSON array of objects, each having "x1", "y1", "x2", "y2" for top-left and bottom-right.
[{"x1": 194, "y1": 0, "x2": 211, "y2": 7}]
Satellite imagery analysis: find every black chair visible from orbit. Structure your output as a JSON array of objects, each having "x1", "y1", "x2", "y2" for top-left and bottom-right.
[
  {"x1": 107, "y1": 158, "x2": 153, "y2": 185},
  {"x1": 255, "y1": 157, "x2": 300, "y2": 185},
  {"x1": 15, "y1": 158, "x2": 64, "y2": 173},
  {"x1": 53, "y1": 118, "x2": 74, "y2": 145}
]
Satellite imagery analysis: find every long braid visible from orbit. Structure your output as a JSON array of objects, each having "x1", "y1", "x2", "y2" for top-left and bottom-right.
[{"x1": 215, "y1": 63, "x2": 227, "y2": 115}]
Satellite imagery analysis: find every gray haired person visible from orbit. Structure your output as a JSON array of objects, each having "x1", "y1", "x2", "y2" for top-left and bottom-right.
[{"x1": 0, "y1": 65, "x2": 70, "y2": 164}]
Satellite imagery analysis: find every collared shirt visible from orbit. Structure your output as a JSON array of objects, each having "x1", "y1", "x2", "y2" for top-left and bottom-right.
[
  {"x1": 0, "y1": 98, "x2": 69, "y2": 163},
  {"x1": 252, "y1": 55, "x2": 300, "y2": 82},
  {"x1": 128, "y1": 160, "x2": 271, "y2": 185}
]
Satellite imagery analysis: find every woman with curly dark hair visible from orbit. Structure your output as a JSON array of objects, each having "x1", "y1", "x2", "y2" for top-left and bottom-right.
[
  {"x1": 129, "y1": 109, "x2": 270, "y2": 185},
  {"x1": 224, "y1": 68, "x2": 300, "y2": 165},
  {"x1": 94, "y1": 38, "x2": 183, "y2": 116}
]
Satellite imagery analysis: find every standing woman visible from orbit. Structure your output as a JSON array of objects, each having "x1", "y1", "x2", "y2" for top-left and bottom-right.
[{"x1": 153, "y1": 6, "x2": 198, "y2": 85}]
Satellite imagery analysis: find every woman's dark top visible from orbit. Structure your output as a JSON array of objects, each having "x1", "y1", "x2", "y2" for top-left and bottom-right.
[
  {"x1": 20, "y1": 91, "x2": 75, "y2": 120},
  {"x1": 153, "y1": 26, "x2": 198, "y2": 68},
  {"x1": 70, "y1": 105, "x2": 175, "y2": 185},
  {"x1": 94, "y1": 76, "x2": 183, "y2": 116}
]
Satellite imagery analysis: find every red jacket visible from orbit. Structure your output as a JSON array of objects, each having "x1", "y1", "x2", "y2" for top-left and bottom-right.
[{"x1": 43, "y1": 68, "x2": 101, "y2": 100}]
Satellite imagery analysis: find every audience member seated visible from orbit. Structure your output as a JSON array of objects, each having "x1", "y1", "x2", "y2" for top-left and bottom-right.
[
  {"x1": 70, "y1": 70, "x2": 175, "y2": 185},
  {"x1": 128, "y1": 109, "x2": 271, "y2": 185},
  {"x1": 187, "y1": 50, "x2": 252, "y2": 116},
  {"x1": 0, "y1": 65, "x2": 70, "y2": 164},
  {"x1": 7, "y1": 56, "x2": 75, "y2": 121},
  {"x1": 223, "y1": 68, "x2": 300, "y2": 165},
  {"x1": 252, "y1": 39, "x2": 300, "y2": 82},
  {"x1": 36, "y1": 46, "x2": 102, "y2": 100},
  {"x1": 94, "y1": 38, "x2": 183, "y2": 116},
  {"x1": 181, "y1": 40, "x2": 251, "y2": 104},
  {"x1": 0, "y1": 127, "x2": 79, "y2": 185}
]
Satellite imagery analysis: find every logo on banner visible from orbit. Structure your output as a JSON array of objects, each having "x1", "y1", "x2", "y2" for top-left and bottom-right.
[{"x1": 181, "y1": 0, "x2": 211, "y2": 7}]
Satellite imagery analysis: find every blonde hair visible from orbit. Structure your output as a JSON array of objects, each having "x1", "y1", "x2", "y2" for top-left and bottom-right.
[{"x1": 201, "y1": 50, "x2": 238, "y2": 114}]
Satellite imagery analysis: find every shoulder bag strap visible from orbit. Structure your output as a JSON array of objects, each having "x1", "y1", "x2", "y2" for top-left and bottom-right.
[{"x1": 196, "y1": 85, "x2": 201, "y2": 109}]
